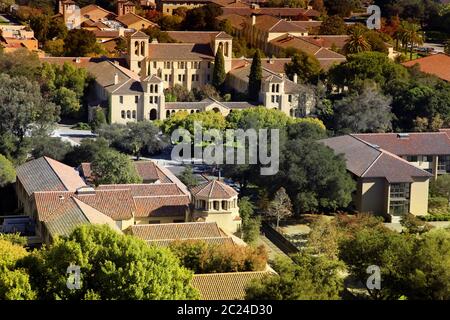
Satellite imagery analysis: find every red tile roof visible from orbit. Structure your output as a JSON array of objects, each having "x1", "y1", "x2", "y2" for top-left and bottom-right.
[
  {"x1": 129, "y1": 221, "x2": 223, "y2": 240},
  {"x1": 402, "y1": 54, "x2": 450, "y2": 82},
  {"x1": 190, "y1": 179, "x2": 238, "y2": 199},
  {"x1": 352, "y1": 132, "x2": 450, "y2": 156}
]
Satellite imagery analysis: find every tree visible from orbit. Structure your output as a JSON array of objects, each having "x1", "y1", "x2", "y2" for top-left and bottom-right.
[
  {"x1": 400, "y1": 213, "x2": 433, "y2": 235},
  {"x1": 21, "y1": 225, "x2": 199, "y2": 299},
  {"x1": 277, "y1": 140, "x2": 355, "y2": 214},
  {"x1": 339, "y1": 226, "x2": 414, "y2": 299},
  {"x1": 333, "y1": 86, "x2": 393, "y2": 133},
  {"x1": 248, "y1": 50, "x2": 262, "y2": 102},
  {"x1": 319, "y1": 15, "x2": 347, "y2": 35},
  {"x1": 63, "y1": 138, "x2": 110, "y2": 167},
  {"x1": 245, "y1": 253, "x2": 344, "y2": 300},
  {"x1": 267, "y1": 188, "x2": 293, "y2": 228},
  {"x1": 169, "y1": 241, "x2": 267, "y2": 274},
  {"x1": 284, "y1": 51, "x2": 321, "y2": 84},
  {"x1": 91, "y1": 149, "x2": 142, "y2": 185},
  {"x1": 178, "y1": 166, "x2": 198, "y2": 188},
  {"x1": 0, "y1": 0, "x2": 14, "y2": 11},
  {"x1": 0, "y1": 73, "x2": 59, "y2": 163},
  {"x1": 31, "y1": 136, "x2": 73, "y2": 161},
  {"x1": 328, "y1": 51, "x2": 408, "y2": 92},
  {"x1": 0, "y1": 239, "x2": 36, "y2": 300},
  {"x1": 43, "y1": 39, "x2": 65, "y2": 57},
  {"x1": 0, "y1": 155, "x2": 15, "y2": 187},
  {"x1": 164, "y1": 84, "x2": 195, "y2": 102},
  {"x1": 323, "y1": 0, "x2": 360, "y2": 17},
  {"x1": 399, "y1": 21, "x2": 424, "y2": 60},
  {"x1": 98, "y1": 122, "x2": 167, "y2": 158},
  {"x1": 343, "y1": 26, "x2": 371, "y2": 55},
  {"x1": 238, "y1": 197, "x2": 260, "y2": 243},
  {"x1": 0, "y1": 48, "x2": 41, "y2": 79},
  {"x1": 430, "y1": 175, "x2": 450, "y2": 202},
  {"x1": 182, "y1": 4, "x2": 222, "y2": 30},
  {"x1": 306, "y1": 216, "x2": 340, "y2": 260},
  {"x1": 162, "y1": 110, "x2": 227, "y2": 135},
  {"x1": 90, "y1": 106, "x2": 107, "y2": 132},
  {"x1": 64, "y1": 29, "x2": 101, "y2": 57},
  {"x1": 212, "y1": 46, "x2": 226, "y2": 91}
]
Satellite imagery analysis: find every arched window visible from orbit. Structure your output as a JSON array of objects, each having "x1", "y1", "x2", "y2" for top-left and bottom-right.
[
  {"x1": 149, "y1": 108, "x2": 157, "y2": 120},
  {"x1": 134, "y1": 41, "x2": 139, "y2": 55},
  {"x1": 222, "y1": 200, "x2": 227, "y2": 210},
  {"x1": 276, "y1": 84, "x2": 280, "y2": 92},
  {"x1": 190, "y1": 110, "x2": 194, "y2": 114},
  {"x1": 213, "y1": 201, "x2": 220, "y2": 210},
  {"x1": 166, "y1": 110, "x2": 170, "y2": 118},
  {"x1": 271, "y1": 84, "x2": 275, "y2": 92},
  {"x1": 132, "y1": 110, "x2": 136, "y2": 119},
  {"x1": 121, "y1": 110, "x2": 125, "y2": 118},
  {"x1": 155, "y1": 85, "x2": 158, "y2": 93},
  {"x1": 171, "y1": 110, "x2": 175, "y2": 114},
  {"x1": 140, "y1": 41, "x2": 145, "y2": 56},
  {"x1": 126, "y1": 110, "x2": 131, "y2": 118},
  {"x1": 149, "y1": 84, "x2": 153, "y2": 93}
]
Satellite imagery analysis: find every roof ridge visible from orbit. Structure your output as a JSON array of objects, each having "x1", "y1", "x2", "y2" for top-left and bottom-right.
[
  {"x1": 133, "y1": 221, "x2": 218, "y2": 227},
  {"x1": 43, "y1": 157, "x2": 73, "y2": 191}
]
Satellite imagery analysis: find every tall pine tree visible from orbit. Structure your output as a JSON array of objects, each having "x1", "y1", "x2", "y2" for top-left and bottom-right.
[
  {"x1": 248, "y1": 49, "x2": 262, "y2": 102},
  {"x1": 212, "y1": 46, "x2": 226, "y2": 91}
]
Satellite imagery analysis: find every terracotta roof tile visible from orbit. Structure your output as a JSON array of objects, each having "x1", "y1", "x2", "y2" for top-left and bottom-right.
[
  {"x1": 129, "y1": 221, "x2": 222, "y2": 240},
  {"x1": 190, "y1": 180, "x2": 238, "y2": 199},
  {"x1": 148, "y1": 43, "x2": 214, "y2": 60},
  {"x1": 402, "y1": 54, "x2": 450, "y2": 82},
  {"x1": 16, "y1": 157, "x2": 86, "y2": 196},
  {"x1": 133, "y1": 195, "x2": 189, "y2": 217},
  {"x1": 192, "y1": 271, "x2": 272, "y2": 300},
  {"x1": 148, "y1": 236, "x2": 235, "y2": 246},
  {"x1": 352, "y1": 132, "x2": 450, "y2": 156}
]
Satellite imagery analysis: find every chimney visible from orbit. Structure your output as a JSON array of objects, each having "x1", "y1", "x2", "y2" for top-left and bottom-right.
[
  {"x1": 114, "y1": 72, "x2": 119, "y2": 85},
  {"x1": 293, "y1": 73, "x2": 298, "y2": 83},
  {"x1": 251, "y1": 15, "x2": 256, "y2": 26}
]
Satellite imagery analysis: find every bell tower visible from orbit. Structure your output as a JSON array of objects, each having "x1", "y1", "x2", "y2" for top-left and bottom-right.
[{"x1": 128, "y1": 31, "x2": 149, "y2": 76}]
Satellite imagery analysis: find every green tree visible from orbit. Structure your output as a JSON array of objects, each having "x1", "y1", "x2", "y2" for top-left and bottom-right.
[
  {"x1": 343, "y1": 26, "x2": 372, "y2": 55},
  {"x1": 333, "y1": 86, "x2": 393, "y2": 133},
  {"x1": 212, "y1": 46, "x2": 226, "y2": 91},
  {"x1": 319, "y1": 15, "x2": 347, "y2": 35},
  {"x1": 21, "y1": 225, "x2": 199, "y2": 300},
  {"x1": 31, "y1": 136, "x2": 73, "y2": 161},
  {"x1": 245, "y1": 253, "x2": 344, "y2": 300},
  {"x1": 91, "y1": 149, "x2": 142, "y2": 185},
  {"x1": 178, "y1": 165, "x2": 198, "y2": 188},
  {"x1": 267, "y1": 187, "x2": 293, "y2": 228},
  {"x1": 284, "y1": 51, "x2": 321, "y2": 84},
  {"x1": 43, "y1": 39, "x2": 65, "y2": 57},
  {"x1": 323, "y1": 0, "x2": 360, "y2": 17},
  {"x1": 399, "y1": 21, "x2": 424, "y2": 60},
  {"x1": 63, "y1": 138, "x2": 110, "y2": 167},
  {"x1": 0, "y1": 73, "x2": 59, "y2": 163},
  {"x1": 162, "y1": 110, "x2": 227, "y2": 135},
  {"x1": 169, "y1": 241, "x2": 267, "y2": 273},
  {"x1": 248, "y1": 50, "x2": 262, "y2": 102},
  {"x1": 430, "y1": 175, "x2": 450, "y2": 202},
  {"x1": 64, "y1": 29, "x2": 101, "y2": 57},
  {"x1": 0, "y1": 48, "x2": 41, "y2": 79},
  {"x1": 238, "y1": 197, "x2": 260, "y2": 243},
  {"x1": 90, "y1": 106, "x2": 107, "y2": 132},
  {"x1": 0, "y1": 154, "x2": 15, "y2": 187},
  {"x1": 306, "y1": 216, "x2": 340, "y2": 260}
]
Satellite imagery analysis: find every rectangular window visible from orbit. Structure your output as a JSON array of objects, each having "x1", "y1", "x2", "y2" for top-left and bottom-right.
[
  {"x1": 389, "y1": 183, "x2": 410, "y2": 215},
  {"x1": 155, "y1": 96, "x2": 158, "y2": 104},
  {"x1": 119, "y1": 96, "x2": 123, "y2": 104},
  {"x1": 149, "y1": 96, "x2": 153, "y2": 104},
  {"x1": 135, "y1": 96, "x2": 138, "y2": 103},
  {"x1": 182, "y1": 74, "x2": 186, "y2": 82},
  {"x1": 288, "y1": 95, "x2": 292, "y2": 103},
  {"x1": 406, "y1": 155, "x2": 418, "y2": 162},
  {"x1": 164, "y1": 74, "x2": 168, "y2": 81},
  {"x1": 192, "y1": 74, "x2": 195, "y2": 82},
  {"x1": 153, "y1": 61, "x2": 157, "y2": 68},
  {"x1": 271, "y1": 95, "x2": 275, "y2": 103},
  {"x1": 178, "y1": 74, "x2": 182, "y2": 82}
]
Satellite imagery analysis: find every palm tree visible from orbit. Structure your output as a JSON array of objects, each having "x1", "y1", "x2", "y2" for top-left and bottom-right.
[
  {"x1": 400, "y1": 21, "x2": 424, "y2": 60},
  {"x1": 343, "y1": 26, "x2": 371, "y2": 55}
]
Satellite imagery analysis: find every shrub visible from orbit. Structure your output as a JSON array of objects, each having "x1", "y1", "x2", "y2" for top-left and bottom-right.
[
  {"x1": 428, "y1": 197, "x2": 449, "y2": 212},
  {"x1": 169, "y1": 240, "x2": 267, "y2": 273},
  {"x1": 72, "y1": 122, "x2": 91, "y2": 130}
]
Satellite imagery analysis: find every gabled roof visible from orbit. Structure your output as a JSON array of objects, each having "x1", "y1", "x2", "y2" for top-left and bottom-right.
[
  {"x1": 216, "y1": 13, "x2": 246, "y2": 30},
  {"x1": 80, "y1": 4, "x2": 117, "y2": 21},
  {"x1": 116, "y1": 12, "x2": 157, "y2": 28},
  {"x1": 148, "y1": 43, "x2": 214, "y2": 60},
  {"x1": 34, "y1": 189, "x2": 136, "y2": 222},
  {"x1": 402, "y1": 53, "x2": 450, "y2": 82},
  {"x1": 129, "y1": 221, "x2": 223, "y2": 241},
  {"x1": 192, "y1": 271, "x2": 273, "y2": 300},
  {"x1": 16, "y1": 157, "x2": 86, "y2": 196},
  {"x1": 165, "y1": 31, "x2": 220, "y2": 44},
  {"x1": 251, "y1": 15, "x2": 307, "y2": 33},
  {"x1": 190, "y1": 179, "x2": 238, "y2": 199},
  {"x1": 321, "y1": 135, "x2": 432, "y2": 183},
  {"x1": 352, "y1": 132, "x2": 450, "y2": 156},
  {"x1": 44, "y1": 196, "x2": 120, "y2": 238}
]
